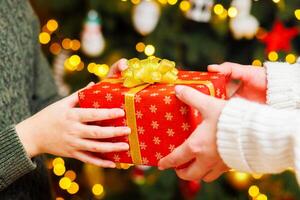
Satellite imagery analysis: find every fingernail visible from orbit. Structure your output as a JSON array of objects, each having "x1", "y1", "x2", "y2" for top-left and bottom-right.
[
  {"x1": 208, "y1": 64, "x2": 219, "y2": 67},
  {"x1": 123, "y1": 127, "x2": 131, "y2": 134},
  {"x1": 121, "y1": 143, "x2": 129, "y2": 149},
  {"x1": 115, "y1": 109, "x2": 125, "y2": 116},
  {"x1": 108, "y1": 162, "x2": 116, "y2": 168},
  {"x1": 175, "y1": 85, "x2": 185, "y2": 95}
]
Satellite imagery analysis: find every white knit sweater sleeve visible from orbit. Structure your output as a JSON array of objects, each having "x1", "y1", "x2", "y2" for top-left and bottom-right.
[
  {"x1": 265, "y1": 62, "x2": 300, "y2": 109},
  {"x1": 217, "y1": 62, "x2": 300, "y2": 182}
]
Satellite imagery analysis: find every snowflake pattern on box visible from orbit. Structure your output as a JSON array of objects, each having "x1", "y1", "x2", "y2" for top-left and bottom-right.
[{"x1": 78, "y1": 71, "x2": 226, "y2": 166}]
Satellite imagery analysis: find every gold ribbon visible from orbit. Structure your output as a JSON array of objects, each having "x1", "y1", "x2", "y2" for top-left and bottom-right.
[
  {"x1": 103, "y1": 78, "x2": 215, "y2": 165},
  {"x1": 122, "y1": 57, "x2": 178, "y2": 88}
]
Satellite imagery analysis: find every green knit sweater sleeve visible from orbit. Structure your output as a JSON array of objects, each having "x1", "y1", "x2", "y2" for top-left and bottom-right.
[
  {"x1": 0, "y1": 1, "x2": 60, "y2": 189},
  {"x1": 0, "y1": 126, "x2": 36, "y2": 190}
]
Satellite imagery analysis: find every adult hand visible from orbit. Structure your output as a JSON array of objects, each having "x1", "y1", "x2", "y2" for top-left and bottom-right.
[
  {"x1": 208, "y1": 62, "x2": 267, "y2": 104},
  {"x1": 16, "y1": 83, "x2": 130, "y2": 168},
  {"x1": 158, "y1": 86, "x2": 229, "y2": 182}
]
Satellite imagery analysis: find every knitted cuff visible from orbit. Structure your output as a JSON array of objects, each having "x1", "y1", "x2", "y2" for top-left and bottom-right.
[
  {"x1": 217, "y1": 98, "x2": 295, "y2": 174},
  {"x1": 265, "y1": 62, "x2": 300, "y2": 109},
  {"x1": 0, "y1": 125, "x2": 36, "y2": 190},
  {"x1": 216, "y1": 99, "x2": 253, "y2": 173}
]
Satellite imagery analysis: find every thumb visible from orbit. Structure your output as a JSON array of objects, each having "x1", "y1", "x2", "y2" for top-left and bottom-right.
[
  {"x1": 175, "y1": 85, "x2": 215, "y2": 118},
  {"x1": 63, "y1": 82, "x2": 95, "y2": 107}
]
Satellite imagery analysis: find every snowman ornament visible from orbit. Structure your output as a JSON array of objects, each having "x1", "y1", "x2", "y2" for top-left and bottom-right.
[
  {"x1": 133, "y1": 0, "x2": 160, "y2": 36},
  {"x1": 186, "y1": 0, "x2": 214, "y2": 22},
  {"x1": 81, "y1": 10, "x2": 105, "y2": 57},
  {"x1": 229, "y1": 0, "x2": 259, "y2": 39}
]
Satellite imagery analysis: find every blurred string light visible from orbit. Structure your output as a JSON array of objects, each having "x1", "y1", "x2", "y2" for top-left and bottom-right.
[
  {"x1": 144, "y1": 44, "x2": 155, "y2": 56},
  {"x1": 295, "y1": 9, "x2": 300, "y2": 20},
  {"x1": 64, "y1": 170, "x2": 77, "y2": 181},
  {"x1": 56, "y1": 198, "x2": 64, "y2": 200},
  {"x1": 179, "y1": 0, "x2": 191, "y2": 12},
  {"x1": 252, "y1": 173, "x2": 263, "y2": 179},
  {"x1": 87, "y1": 62, "x2": 110, "y2": 77},
  {"x1": 248, "y1": 185, "x2": 260, "y2": 198},
  {"x1": 39, "y1": 19, "x2": 58, "y2": 45},
  {"x1": 92, "y1": 184, "x2": 104, "y2": 196},
  {"x1": 131, "y1": 0, "x2": 141, "y2": 4},
  {"x1": 228, "y1": 6, "x2": 238, "y2": 18},
  {"x1": 53, "y1": 157, "x2": 66, "y2": 176},
  {"x1": 39, "y1": 32, "x2": 51, "y2": 44},
  {"x1": 268, "y1": 51, "x2": 278, "y2": 61},
  {"x1": 67, "y1": 182, "x2": 80, "y2": 194},
  {"x1": 47, "y1": 19, "x2": 58, "y2": 32},
  {"x1": 286, "y1": 53, "x2": 296, "y2": 64},
  {"x1": 252, "y1": 59, "x2": 262, "y2": 67},
  {"x1": 213, "y1": 4, "x2": 228, "y2": 19},
  {"x1": 272, "y1": 0, "x2": 280, "y2": 3},
  {"x1": 157, "y1": 0, "x2": 168, "y2": 5},
  {"x1": 50, "y1": 43, "x2": 62, "y2": 55},
  {"x1": 59, "y1": 177, "x2": 72, "y2": 190},
  {"x1": 167, "y1": 0, "x2": 178, "y2": 6},
  {"x1": 64, "y1": 55, "x2": 85, "y2": 72},
  {"x1": 136, "y1": 42, "x2": 146, "y2": 52},
  {"x1": 256, "y1": 194, "x2": 268, "y2": 200},
  {"x1": 61, "y1": 38, "x2": 81, "y2": 51}
]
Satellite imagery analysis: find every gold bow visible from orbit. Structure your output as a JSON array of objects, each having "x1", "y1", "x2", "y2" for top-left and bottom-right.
[{"x1": 121, "y1": 57, "x2": 178, "y2": 88}]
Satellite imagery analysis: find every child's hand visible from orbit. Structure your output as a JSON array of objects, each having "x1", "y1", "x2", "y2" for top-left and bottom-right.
[
  {"x1": 16, "y1": 84, "x2": 130, "y2": 168},
  {"x1": 208, "y1": 62, "x2": 267, "y2": 104},
  {"x1": 158, "y1": 86, "x2": 229, "y2": 182},
  {"x1": 107, "y1": 58, "x2": 128, "y2": 78}
]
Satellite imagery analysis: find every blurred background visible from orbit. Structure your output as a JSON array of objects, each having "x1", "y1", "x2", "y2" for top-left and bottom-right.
[{"x1": 30, "y1": 0, "x2": 300, "y2": 199}]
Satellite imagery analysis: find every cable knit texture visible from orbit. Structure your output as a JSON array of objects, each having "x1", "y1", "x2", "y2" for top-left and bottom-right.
[
  {"x1": 217, "y1": 62, "x2": 300, "y2": 184},
  {"x1": 265, "y1": 62, "x2": 300, "y2": 109},
  {"x1": 0, "y1": 0, "x2": 58, "y2": 199}
]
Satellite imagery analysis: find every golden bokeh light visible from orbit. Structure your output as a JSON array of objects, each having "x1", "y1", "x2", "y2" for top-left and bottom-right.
[
  {"x1": 76, "y1": 61, "x2": 85, "y2": 71},
  {"x1": 285, "y1": 53, "x2": 296, "y2": 64},
  {"x1": 131, "y1": 0, "x2": 140, "y2": 4},
  {"x1": 64, "y1": 170, "x2": 77, "y2": 181},
  {"x1": 67, "y1": 182, "x2": 79, "y2": 194},
  {"x1": 50, "y1": 43, "x2": 61, "y2": 55},
  {"x1": 214, "y1": 4, "x2": 224, "y2": 15},
  {"x1": 228, "y1": 6, "x2": 238, "y2": 18},
  {"x1": 168, "y1": 0, "x2": 178, "y2": 5},
  {"x1": 87, "y1": 62, "x2": 97, "y2": 73},
  {"x1": 69, "y1": 55, "x2": 81, "y2": 66},
  {"x1": 94, "y1": 64, "x2": 110, "y2": 77},
  {"x1": 71, "y1": 39, "x2": 81, "y2": 51},
  {"x1": 39, "y1": 32, "x2": 51, "y2": 44},
  {"x1": 179, "y1": 0, "x2": 191, "y2": 12},
  {"x1": 252, "y1": 59, "x2": 262, "y2": 67},
  {"x1": 256, "y1": 194, "x2": 268, "y2": 200},
  {"x1": 52, "y1": 157, "x2": 65, "y2": 167},
  {"x1": 252, "y1": 173, "x2": 263, "y2": 179},
  {"x1": 92, "y1": 184, "x2": 104, "y2": 196},
  {"x1": 46, "y1": 19, "x2": 58, "y2": 32},
  {"x1": 59, "y1": 177, "x2": 72, "y2": 190},
  {"x1": 248, "y1": 185, "x2": 259, "y2": 197},
  {"x1": 53, "y1": 163, "x2": 66, "y2": 176},
  {"x1": 268, "y1": 51, "x2": 278, "y2": 61},
  {"x1": 144, "y1": 44, "x2": 155, "y2": 56},
  {"x1": 295, "y1": 9, "x2": 300, "y2": 20},
  {"x1": 136, "y1": 42, "x2": 146, "y2": 52},
  {"x1": 62, "y1": 38, "x2": 72, "y2": 49}
]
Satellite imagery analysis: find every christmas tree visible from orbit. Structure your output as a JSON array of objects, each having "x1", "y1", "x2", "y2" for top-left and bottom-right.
[{"x1": 30, "y1": 0, "x2": 300, "y2": 199}]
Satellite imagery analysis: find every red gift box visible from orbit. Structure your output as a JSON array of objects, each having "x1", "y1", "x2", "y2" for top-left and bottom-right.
[{"x1": 78, "y1": 71, "x2": 226, "y2": 166}]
